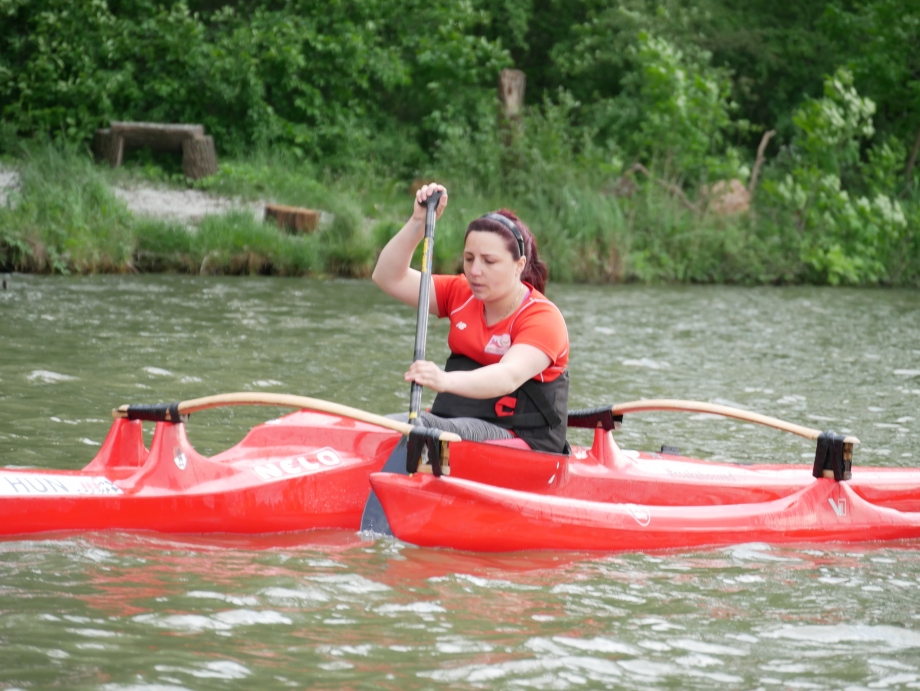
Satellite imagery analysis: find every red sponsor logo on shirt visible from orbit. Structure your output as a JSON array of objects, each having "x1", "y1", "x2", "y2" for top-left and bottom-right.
[{"x1": 484, "y1": 333, "x2": 512, "y2": 355}]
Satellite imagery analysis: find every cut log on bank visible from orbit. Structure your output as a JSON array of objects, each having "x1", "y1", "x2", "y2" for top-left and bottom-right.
[
  {"x1": 181, "y1": 136, "x2": 218, "y2": 180},
  {"x1": 264, "y1": 203, "x2": 320, "y2": 233}
]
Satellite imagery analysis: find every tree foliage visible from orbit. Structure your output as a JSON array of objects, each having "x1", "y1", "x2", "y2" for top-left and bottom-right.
[
  {"x1": 762, "y1": 69, "x2": 908, "y2": 284},
  {"x1": 0, "y1": 0, "x2": 509, "y2": 171},
  {"x1": 823, "y1": 0, "x2": 920, "y2": 157},
  {"x1": 0, "y1": 0, "x2": 917, "y2": 284}
]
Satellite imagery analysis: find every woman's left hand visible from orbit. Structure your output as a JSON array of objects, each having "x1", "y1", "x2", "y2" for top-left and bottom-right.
[{"x1": 405, "y1": 360, "x2": 449, "y2": 393}]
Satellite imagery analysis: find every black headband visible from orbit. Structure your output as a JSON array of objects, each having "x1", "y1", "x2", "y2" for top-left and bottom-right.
[{"x1": 481, "y1": 213, "x2": 525, "y2": 259}]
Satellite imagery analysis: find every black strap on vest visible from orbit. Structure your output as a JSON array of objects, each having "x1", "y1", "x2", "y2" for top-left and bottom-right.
[{"x1": 518, "y1": 379, "x2": 562, "y2": 427}]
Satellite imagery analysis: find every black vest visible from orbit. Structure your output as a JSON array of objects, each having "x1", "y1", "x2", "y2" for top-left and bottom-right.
[{"x1": 429, "y1": 354, "x2": 570, "y2": 454}]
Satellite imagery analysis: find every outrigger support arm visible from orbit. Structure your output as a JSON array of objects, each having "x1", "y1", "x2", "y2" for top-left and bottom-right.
[
  {"x1": 608, "y1": 399, "x2": 860, "y2": 482},
  {"x1": 609, "y1": 399, "x2": 860, "y2": 444},
  {"x1": 112, "y1": 392, "x2": 462, "y2": 443}
]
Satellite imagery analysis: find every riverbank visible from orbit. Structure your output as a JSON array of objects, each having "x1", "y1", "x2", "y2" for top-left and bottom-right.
[
  {"x1": 0, "y1": 141, "x2": 917, "y2": 285},
  {"x1": 0, "y1": 144, "x2": 360, "y2": 277},
  {"x1": 1, "y1": 164, "x2": 263, "y2": 227}
]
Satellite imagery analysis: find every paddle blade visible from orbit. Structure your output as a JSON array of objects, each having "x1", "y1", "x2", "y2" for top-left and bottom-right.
[{"x1": 359, "y1": 436, "x2": 408, "y2": 535}]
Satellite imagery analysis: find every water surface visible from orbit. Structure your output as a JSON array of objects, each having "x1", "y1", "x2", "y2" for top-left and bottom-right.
[{"x1": 1, "y1": 275, "x2": 919, "y2": 689}]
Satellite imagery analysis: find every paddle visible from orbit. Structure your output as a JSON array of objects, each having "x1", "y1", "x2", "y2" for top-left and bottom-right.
[
  {"x1": 408, "y1": 190, "x2": 442, "y2": 421},
  {"x1": 360, "y1": 190, "x2": 443, "y2": 534}
]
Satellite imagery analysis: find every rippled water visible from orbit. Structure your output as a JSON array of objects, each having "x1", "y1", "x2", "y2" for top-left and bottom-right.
[{"x1": 1, "y1": 275, "x2": 919, "y2": 689}]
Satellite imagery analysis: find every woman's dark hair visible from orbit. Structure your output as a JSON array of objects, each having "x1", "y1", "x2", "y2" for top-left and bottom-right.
[{"x1": 464, "y1": 209, "x2": 548, "y2": 293}]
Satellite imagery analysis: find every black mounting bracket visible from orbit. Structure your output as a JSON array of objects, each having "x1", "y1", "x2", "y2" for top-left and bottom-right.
[
  {"x1": 123, "y1": 403, "x2": 188, "y2": 424},
  {"x1": 812, "y1": 430, "x2": 852, "y2": 481},
  {"x1": 406, "y1": 426, "x2": 448, "y2": 477},
  {"x1": 568, "y1": 406, "x2": 623, "y2": 431}
]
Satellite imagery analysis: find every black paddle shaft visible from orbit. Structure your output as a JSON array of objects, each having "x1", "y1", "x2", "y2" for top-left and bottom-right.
[
  {"x1": 360, "y1": 190, "x2": 443, "y2": 536},
  {"x1": 409, "y1": 190, "x2": 442, "y2": 423}
]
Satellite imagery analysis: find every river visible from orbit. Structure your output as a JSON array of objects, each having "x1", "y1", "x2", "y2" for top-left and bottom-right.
[{"x1": 1, "y1": 274, "x2": 919, "y2": 689}]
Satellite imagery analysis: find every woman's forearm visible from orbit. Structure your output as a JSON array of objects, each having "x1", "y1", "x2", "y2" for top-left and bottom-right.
[
  {"x1": 406, "y1": 346, "x2": 551, "y2": 398},
  {"x1": 443, "y1": 364, "x2": 521, "y2": 399},
  {"x1": 371, "y1": 217, "x2": 425, "y2": 299}
]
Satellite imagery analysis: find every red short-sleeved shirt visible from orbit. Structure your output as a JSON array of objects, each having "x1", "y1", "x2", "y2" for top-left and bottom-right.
[{"x1": 432, "y1": 274, "x2": 569, "y2": 383}]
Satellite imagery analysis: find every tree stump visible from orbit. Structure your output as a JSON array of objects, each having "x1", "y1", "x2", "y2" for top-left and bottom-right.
[
  {"x1": 498, "y1": 69, "x2": 526, "y2": 120},
  {"x1": 182, "y1": 136, "x2": 218, "y2": 180},
  {"x1": 264, "y1": 203, "x2": 320, "y2": 233},
  {"x1": 93, "y1": 129, "x2": 124, "y2": 167}
]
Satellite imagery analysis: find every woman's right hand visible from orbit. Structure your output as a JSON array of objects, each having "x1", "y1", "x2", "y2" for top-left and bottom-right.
[
  {"x1": 373, "y1": 182, "x2": 448, "y2": 310},
  {"x1": 412, "y1": 183, "x2": 448, "y2": 224}
]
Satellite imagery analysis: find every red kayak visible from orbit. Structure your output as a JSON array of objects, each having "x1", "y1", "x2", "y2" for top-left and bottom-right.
[
  {"x1": 370, "y1": 400, "x2": 920, "y2": 553},
  {"x1": 5, "y1": 393, "x2": 919, "y2": 548},
  {"x1": 0, "y1": 393, "x2": 459, "y2": 537}
]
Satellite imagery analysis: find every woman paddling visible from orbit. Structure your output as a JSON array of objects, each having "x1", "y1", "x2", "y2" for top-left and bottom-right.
[{"x1": 373, "y1": 183, "x2": 570, "y2": 454}]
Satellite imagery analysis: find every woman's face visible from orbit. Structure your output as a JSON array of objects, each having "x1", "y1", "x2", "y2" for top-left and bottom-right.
[{"x1": 462, "y1": 231, "x2": 525, "y2": 303}]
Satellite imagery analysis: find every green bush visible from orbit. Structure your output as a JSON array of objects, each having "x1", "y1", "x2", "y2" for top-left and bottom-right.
[
  {"x1": 760, "y1": 69, "x2": 908, "y2": 285},
  {"x1": 615, "y1": 32, "x2": 747, "y2": 184}
]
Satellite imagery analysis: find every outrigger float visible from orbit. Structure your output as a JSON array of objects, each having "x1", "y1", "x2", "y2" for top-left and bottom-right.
[
  {"x1": 3, "y1": 393, "x2": 920, "y2": 552},
  {"x1": 370, "y1": 399, "x2": 920, "y2": 553},
  {"x1": 0, "y1": 394, "x2": 458, "y2": 537}
]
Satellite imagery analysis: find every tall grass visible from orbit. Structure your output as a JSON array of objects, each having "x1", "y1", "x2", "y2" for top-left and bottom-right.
[
  {"x1": 423, "y1": 108, "x2": 920, "y2": 286},
  {"x1": 424, "y1": 118, "x2": 790, "y2": 285},
  {"x1": 0, "y1": 141, "x2": 135, "y2": 273},
  {"x1": 133, "y1": 212, "x2": 322, "y2": 276},
  {"x1": 0, "y1": 141, "x2": 356, "y2": 277},
  {"x1": 2, "y1": 138, "x2": 916, "y2": 285}
]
